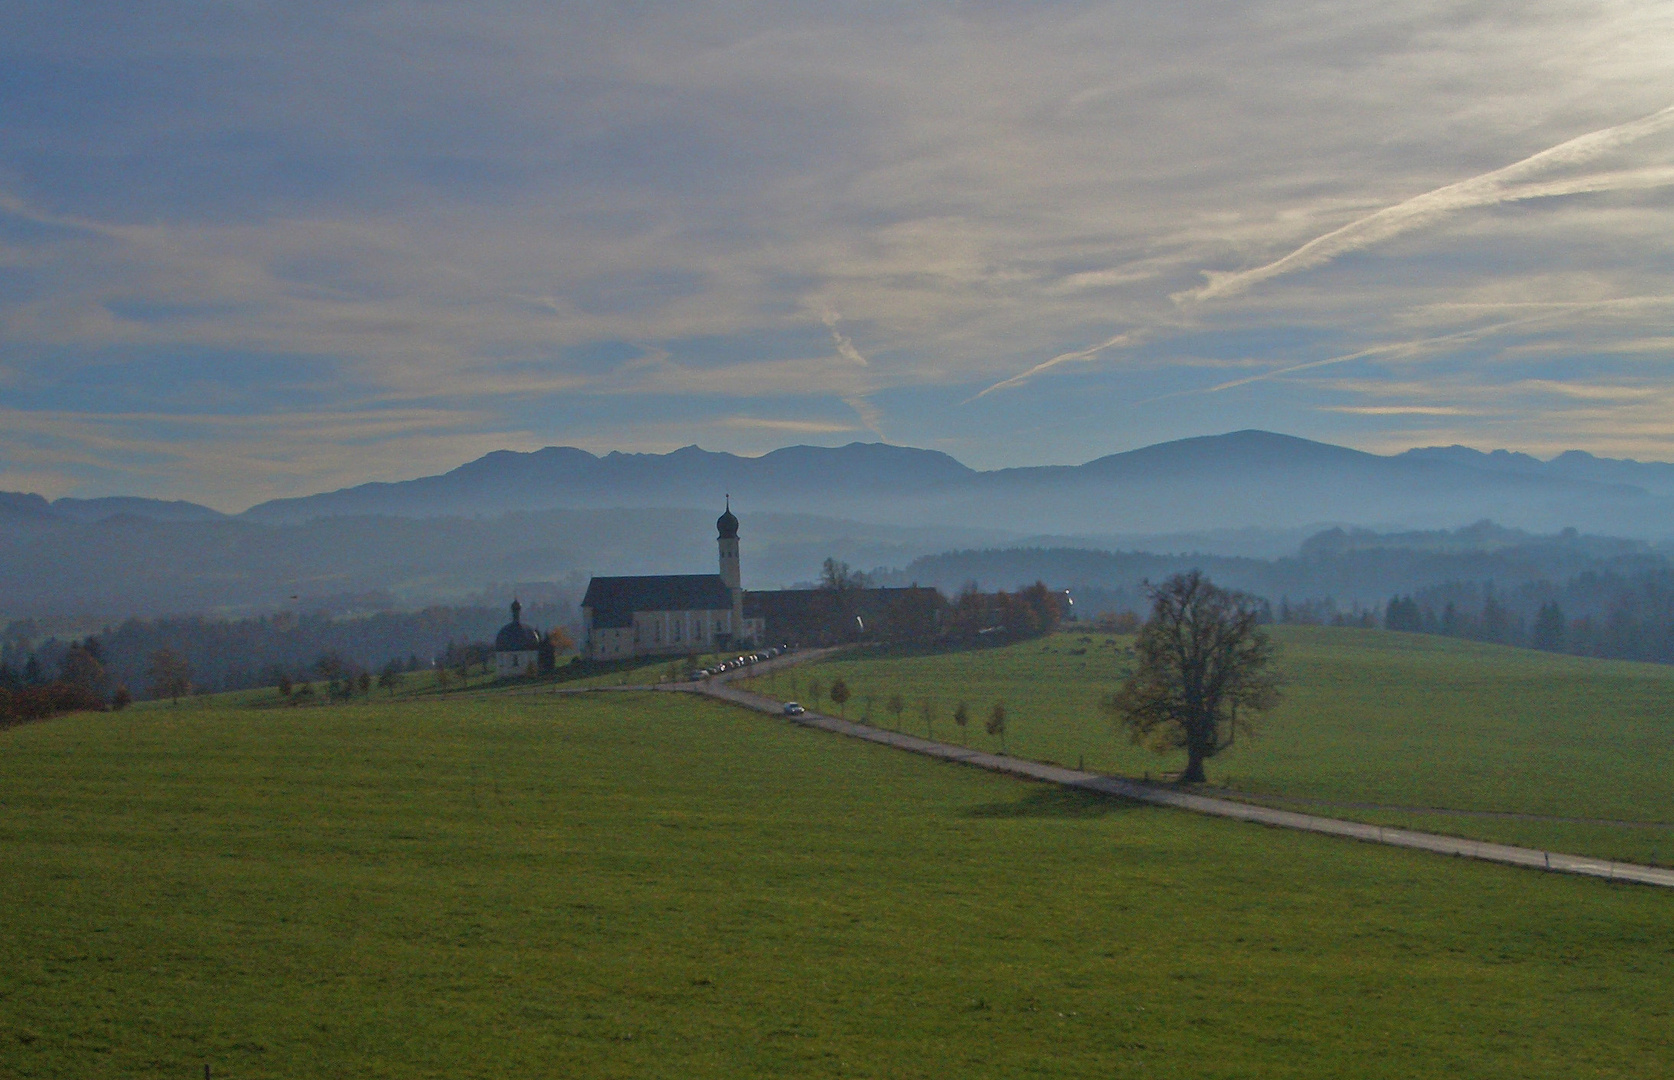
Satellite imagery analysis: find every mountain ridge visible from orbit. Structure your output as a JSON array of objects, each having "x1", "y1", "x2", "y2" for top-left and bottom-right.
[{"x1": 6, "y1": 430, "x2": 1674, "y2": 536}]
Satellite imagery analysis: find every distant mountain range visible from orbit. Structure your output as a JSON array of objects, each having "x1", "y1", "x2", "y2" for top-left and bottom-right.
[
  {"x1": 5, "y1": 430, "x2": 1674, "y2": 623},
  {"x1": 9, "y1": 430, "x2": 1673, "y2": 536}
]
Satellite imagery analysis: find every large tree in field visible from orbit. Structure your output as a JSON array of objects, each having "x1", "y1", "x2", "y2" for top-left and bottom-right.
[{"x1": 1103, "y1": 571, "x2": 1281, "y2": 784}]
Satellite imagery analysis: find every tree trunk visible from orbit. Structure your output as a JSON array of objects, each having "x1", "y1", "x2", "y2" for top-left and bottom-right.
[{"x1": 1180, "y1": 745, "x2": 1207, "y2": 784}]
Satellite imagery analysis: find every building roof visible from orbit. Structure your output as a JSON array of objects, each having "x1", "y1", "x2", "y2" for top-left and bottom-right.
[
  {"x1": 743, "y1": 585, "x2": 943, "y2": 617},
  {"x1": 583, "y1": 574, "x2": 736, "y2": 629},
  {"x1": 495, "y1": 599, "x2": 542, "y2": 652}
]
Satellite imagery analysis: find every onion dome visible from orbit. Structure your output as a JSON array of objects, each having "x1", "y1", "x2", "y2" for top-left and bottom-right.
[
  {"x1": 717, "y1": 497, "x2": 739, "y2": 539},
  {"x1": 495, "y1": 598, "x2": 541, "y2": 652}
]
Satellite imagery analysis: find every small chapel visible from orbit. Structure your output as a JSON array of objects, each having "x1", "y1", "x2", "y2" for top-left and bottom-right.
[{"x1": 492, "y1": 599, "x2": 543, "y2": 677}]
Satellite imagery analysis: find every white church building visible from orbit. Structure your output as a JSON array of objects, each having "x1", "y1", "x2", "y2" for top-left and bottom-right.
[{"x1": 580, "y1": 501, "x2": 766, "y2": 659}]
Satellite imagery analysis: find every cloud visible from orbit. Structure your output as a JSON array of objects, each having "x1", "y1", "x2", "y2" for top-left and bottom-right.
[
  {"x1": 7, "y1": 1, "x2": 1674, "y2": 499},
  {"x1": 973, "y1": 330, "x2": 1143, "y2": 399},
  {"x1": 1182, "y1": 103, "x2": 1674, "y2": 303},
  {"x1": 719, "y1": 417, "x2": 858, "y2": 434},
  {"x1": 821, "y1": 309, "x2": 869, "y2": 367},
  {"x1": 1323, "y1": 405, "x2": 1480, "y2": 416}
]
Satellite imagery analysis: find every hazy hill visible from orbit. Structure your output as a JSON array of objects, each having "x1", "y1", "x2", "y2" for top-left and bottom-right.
[
  {"x1": 0, "y1": 508, "x2": 1004, "y2": 623},
  {"x1": 1401, "y1": 446, "x2": 1674, "y2": 498},
  {"x1": 897, "y1": 525, "x2": 1669, "y2": 612},
  {"x1": 239, "y1": 442, "x2": 977, "y2": 524},
  {"x1": 0, "y1": 492, "x2": 225, "y2": 525},
  {"x1": 7, "y1": 429, "x2": 1674, "y2": 623},
  {"x1": 234, "y1": 431, "x2": 1674, "y2": 537}
]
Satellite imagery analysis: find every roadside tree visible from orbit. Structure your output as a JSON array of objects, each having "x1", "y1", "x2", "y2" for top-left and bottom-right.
[
  {"x1": 1102, "y1": 571, "x2": 1281, "y2": 784},
  {"x1": 985, "y1": 703, "x2": 1007, "y2": 751},
  {"x1": 829, "y1": 679, "x2": 850, "y2": 716}
]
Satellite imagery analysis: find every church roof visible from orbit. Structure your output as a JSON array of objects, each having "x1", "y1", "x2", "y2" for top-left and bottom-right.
[
  {"x1": 583, "y1": 574, "x2": 735, "y2": 629},
  {"x1": 495, "y1": 598, "x2": 542, "y2": 652},
  {"x1": 496, "y1": 622, "x2": 542, "y2": 652}
]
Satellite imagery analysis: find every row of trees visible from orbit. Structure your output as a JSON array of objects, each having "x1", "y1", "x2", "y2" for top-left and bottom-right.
[
  {"x1": 772, "y1": 670, "x2": 1017, "y2": 751},
  {"x1": 942, "y1": 581, "x2": 1068, "y2": 644},
  {"x1": 1379, "y1": 568, "x2": 1674, "y2": 662},
  {"x1": 0, "y1": 603, "x2": 579, "y2": 701}
]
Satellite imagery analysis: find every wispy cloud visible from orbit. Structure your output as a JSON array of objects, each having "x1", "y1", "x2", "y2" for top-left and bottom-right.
[
  {"x1": 973, "y1": 330, "x2": 1143, "y2": 399},
  {"x1": 7, "y1": 2, "x2": 1674, "y2": 497},
  {"x1": 1324, "y1": 405, "x2": 1480, "y2": 416},
  {"x1": 1182, "y1": 104, "x2": 1674, "y2": 303},
  {"x1": 719, "y1": 417, "x2": 858, "y2": 434}
]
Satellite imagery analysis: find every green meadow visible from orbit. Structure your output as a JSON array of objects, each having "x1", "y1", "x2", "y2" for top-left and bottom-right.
[
  {"x1": 2, "y1": 689, "x2": 1672, "y2": 1079},
  {"x1": 744, "y1": 626, "x2": 1674, "y2": 864}
]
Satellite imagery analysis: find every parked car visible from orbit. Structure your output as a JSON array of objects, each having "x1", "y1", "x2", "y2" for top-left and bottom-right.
[{"x1": 782, "y1": 702, "x2": 806, "y2": 716}]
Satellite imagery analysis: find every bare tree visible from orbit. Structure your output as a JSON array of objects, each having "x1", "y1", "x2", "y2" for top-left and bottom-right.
[
  {"x1": 819, "y1": 558, "x2": 870, "y2": 591},
  {"x1": 1101, "y1": 571, "x2": 1281, "y2": 784},
  {"x1": 886, "y1": 693, "x2": 905, "y2": 729}
]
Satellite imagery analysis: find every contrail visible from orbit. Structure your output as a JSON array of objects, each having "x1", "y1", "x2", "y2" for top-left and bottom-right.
[
  {"x1": 1138, "y1": 310, "x2": 1589, "y2": 407},
  {"x1": 971, "y1": 329, "x2": 1142, "y2": 400},
  {"x1": 972, "y1": 105, "x2": 1674, "y2": 400},
  {"x1": 819, "y1": 308, "x2": 884, "y2": 436},
  {"x1": 821, "y1": 308, "x2": 868, "y2": 367},
  {"x1": 1182, "y1": 102, "x2": 1674, "y2": 303}
]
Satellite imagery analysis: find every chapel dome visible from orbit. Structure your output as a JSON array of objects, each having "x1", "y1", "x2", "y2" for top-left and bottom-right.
[
  {"x1": 717, "y1": 500, "x2": 739, "y2": 539},
  {"x1": 494, "y1": 599, "x2": 542, "y2": 652}
]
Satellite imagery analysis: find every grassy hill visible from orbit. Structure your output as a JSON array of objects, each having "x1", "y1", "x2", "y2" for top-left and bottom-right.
[
  {"x1": 743, "y1": 626, "x2": 1674, "y2": 864},
  {"x1": 2, "y1": 689, "x2": 1672, "y2": 1077}
]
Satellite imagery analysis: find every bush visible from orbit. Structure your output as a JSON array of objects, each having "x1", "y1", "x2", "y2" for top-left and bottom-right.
[{"x1": 0, "y1": 682, "x2": 108, "y2": 727}]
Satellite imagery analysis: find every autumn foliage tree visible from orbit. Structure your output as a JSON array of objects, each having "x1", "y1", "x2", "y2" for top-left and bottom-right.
[{"x1": 1102, "y1": 571, "x2": 1281, "y2": 784}]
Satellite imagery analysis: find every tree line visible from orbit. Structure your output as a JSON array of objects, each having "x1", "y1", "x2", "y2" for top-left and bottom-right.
[
  {"x1": 0, "y1": 602, "x2": 577, "y2": 706},
  {"x1": 1379, "y1": 566, "x2": 1674, "y2": 663}
]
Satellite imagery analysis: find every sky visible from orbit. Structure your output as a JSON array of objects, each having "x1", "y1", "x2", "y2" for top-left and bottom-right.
[{"x1": 3, "y1": 1, "x2": 1674, "y2": 510}]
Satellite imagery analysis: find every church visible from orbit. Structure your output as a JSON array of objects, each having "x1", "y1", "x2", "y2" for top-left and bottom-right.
[
  {"x1": 580, "y1": 501, "x2": 943, "y2": 659},
  {"x1": 580, "y1": 501, "x2": 766, "y2": 659}
]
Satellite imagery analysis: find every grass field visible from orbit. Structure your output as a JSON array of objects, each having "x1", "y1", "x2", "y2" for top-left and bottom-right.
[
  {"x1": 741, "y1": 626, "x2": 1674, "y2": 864},
  {"x1": 3, "y1": 689, "x2": 1673, "y2": 1078}
]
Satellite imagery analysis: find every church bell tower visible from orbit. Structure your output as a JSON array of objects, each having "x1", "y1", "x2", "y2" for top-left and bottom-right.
[
  {"x1": 717, "y1": 497, "x2": 745, "y2": 640},
  {"x1": 717, "y1": 497, "x2": 741, "y2": 589}
]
